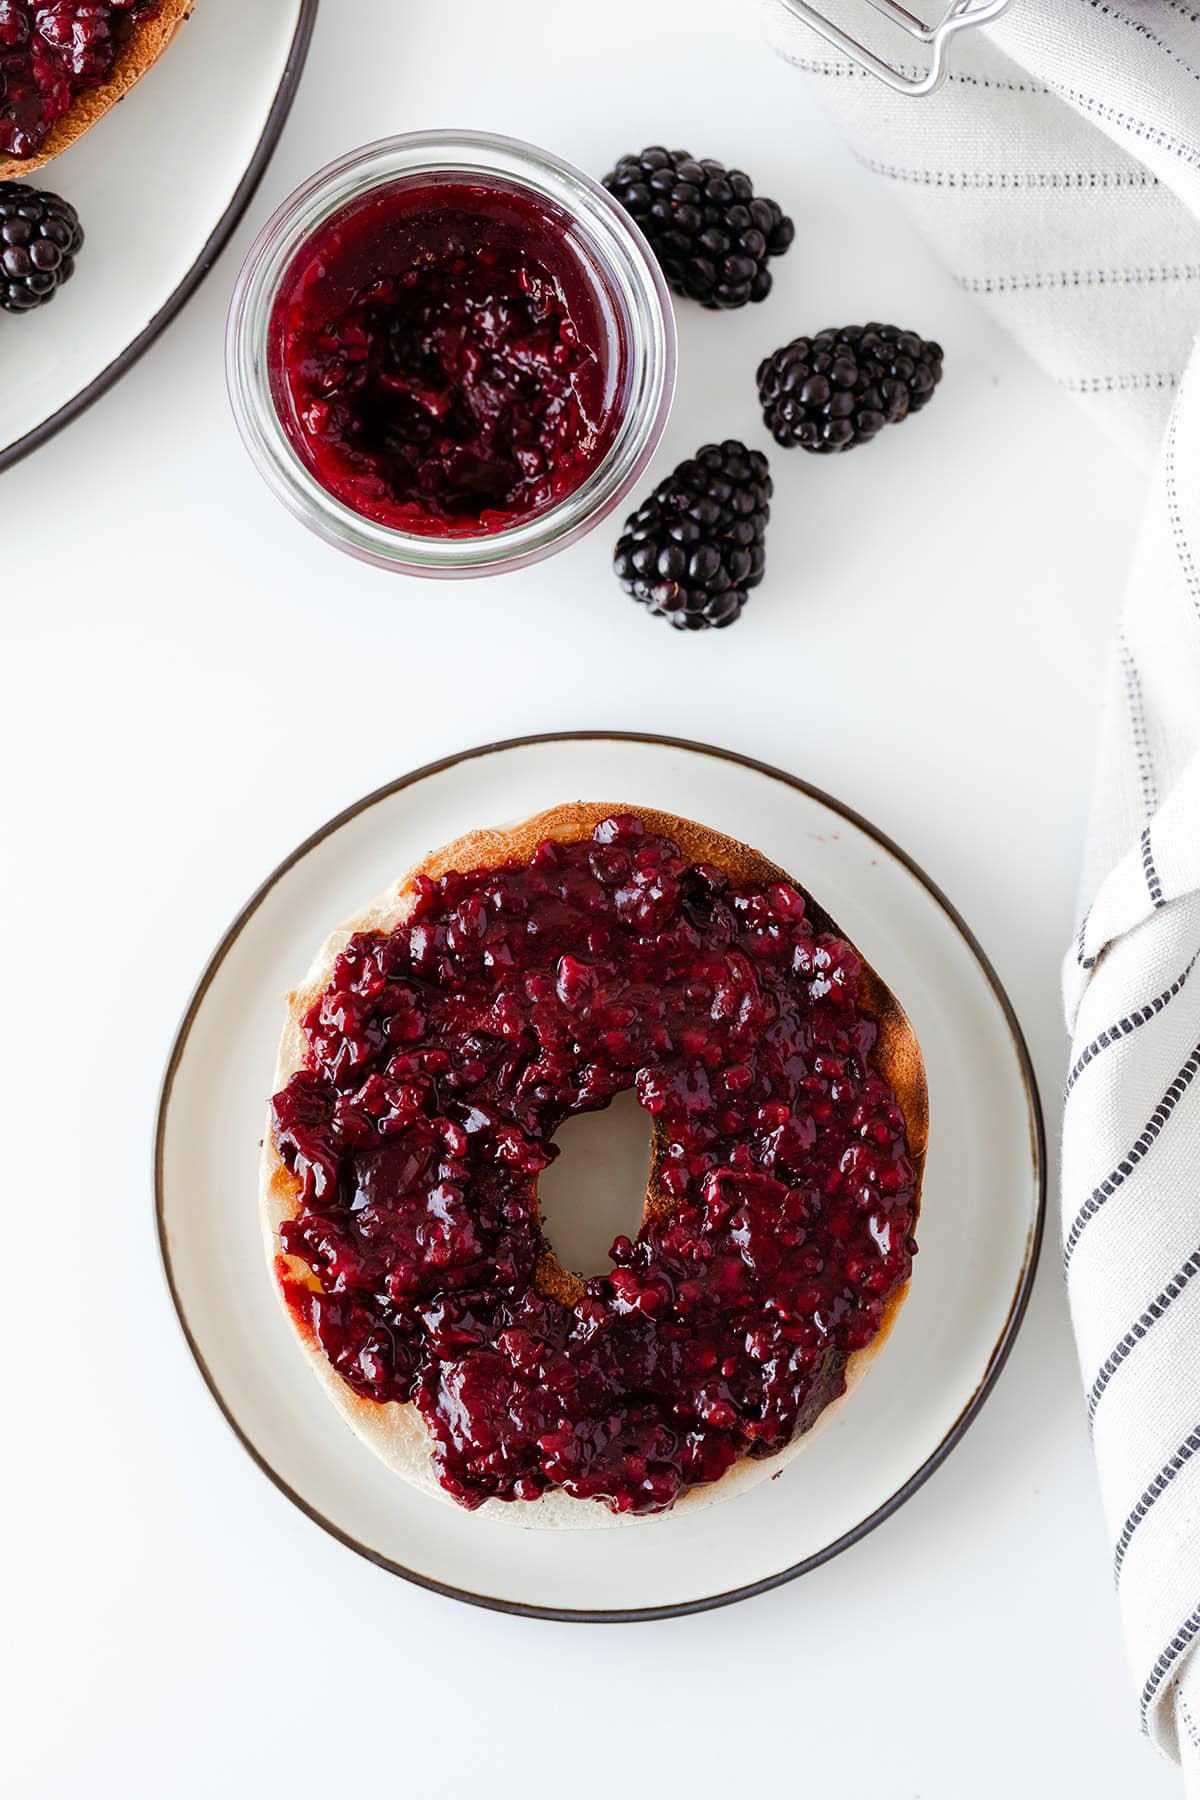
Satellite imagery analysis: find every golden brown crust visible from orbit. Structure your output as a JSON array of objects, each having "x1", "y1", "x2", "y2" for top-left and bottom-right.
[
  {"x1": 261, "y1": 802, "x2": 928, "y2": 1530},
  {"x1": 0, "y1": 1, "x2": 193, "y2": 181}
]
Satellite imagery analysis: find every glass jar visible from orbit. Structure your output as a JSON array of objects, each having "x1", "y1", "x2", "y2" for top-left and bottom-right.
[{"x1": 226, "y1": 129, "x2": 676, "y2": 577}]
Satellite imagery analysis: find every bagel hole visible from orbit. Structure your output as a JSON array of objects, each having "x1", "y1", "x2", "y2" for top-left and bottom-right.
[{"x1": 537, "y1": 1088, "x2": 654, "y2": 1278}]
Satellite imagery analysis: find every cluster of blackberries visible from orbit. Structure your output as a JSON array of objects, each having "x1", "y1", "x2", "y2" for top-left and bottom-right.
[
  {"x1": 605, "y1": 146, "x2": 943, "y2": 630},
  {"x1": 3, "y1": 148, "x2": 946, "y2": 640}
]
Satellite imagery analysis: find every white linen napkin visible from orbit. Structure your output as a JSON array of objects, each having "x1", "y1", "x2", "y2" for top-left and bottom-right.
[{"x1": 755, "y1": 0, "x2": 1200, "y2": 1778}]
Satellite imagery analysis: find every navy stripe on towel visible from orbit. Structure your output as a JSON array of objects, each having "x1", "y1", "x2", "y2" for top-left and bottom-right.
[
  {"x1": 1142, "y1": 1602, "x2": 1200, "y2": 1724},
  {"x1": 1117, "y1": 632, "x2": 1159, "y2": 820},
  {"x1": 1142, "y1": 826, "x2": 1167, "y2": 908},
  {"x1": 1089, "y1": 1247, "x2": 1200, "y2": 1427},
  {"x1": 1114, "y1": 1428, "x2": 1200, "y2": 1581},
  {"x1": 1066, "y1": 954, "x2": 1199, "y2": 1097},
  {"x1": 1064, "y1": 371, "x2": 1179, "y2": 396},
  {"x1": 1166, "y1": 400, "x2": 1200, "y2": 619},
  {"x1": 1077, "y1": 908, "x2": 1097, "y2": 970},
  {"x1": 1181, "y1": 1691, "x2": 1200, "y2": 1753},
  {"x1": 1064, "y1": 1043, "x2": 1200, "y2": 1269}
]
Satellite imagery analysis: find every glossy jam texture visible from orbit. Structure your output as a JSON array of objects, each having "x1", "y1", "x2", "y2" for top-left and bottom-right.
[
  {"x1": 268, "y1": 177, "x2": 621, "y2": 535},
  {"x1": 0, "y1": 0, "x2": 161, "y2": 159},
  {"x1": 271, "y1": 816, "x2": 918, "y2": 1515}
]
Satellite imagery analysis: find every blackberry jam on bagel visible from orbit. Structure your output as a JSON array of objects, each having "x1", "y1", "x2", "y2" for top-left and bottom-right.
[
  {"x1": 0, "y1": 1, "x2": 192, "y2": 175},
  {"x1": 262, "y1": 805, "x2": 927, "y2": 1526}
]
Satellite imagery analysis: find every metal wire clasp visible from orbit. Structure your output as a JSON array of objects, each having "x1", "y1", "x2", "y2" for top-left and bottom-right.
[{"x1": 779, "y1": 0, "x2": 1013, "y2": 95}]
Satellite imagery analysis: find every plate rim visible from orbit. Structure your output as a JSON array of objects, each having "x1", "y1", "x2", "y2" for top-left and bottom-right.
[
  {"x1": 0, "y1": 0, "x2": 320, "y2": 475},
  {"x1": 153, "y1": 730, "x2": 1047, "y2": 1623}
]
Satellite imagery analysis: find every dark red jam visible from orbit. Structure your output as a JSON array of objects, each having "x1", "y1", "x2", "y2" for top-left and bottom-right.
[
  {"x1": 0, "y1": 0, "x2": 161, "y2": 159},
  {"x1": 268, "y1": 176, "x2": 622, "y2": 535},
  {"x1": 271, "y1": 816, "x2": 919, "y2": 1515}
]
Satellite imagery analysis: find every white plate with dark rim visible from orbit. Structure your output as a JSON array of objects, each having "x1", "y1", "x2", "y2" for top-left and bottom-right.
[
  {"x1": 156, "y1": 732, "x2": 1045, "y2": 1620},
  {"x1": 0, "y1": 0, "x2": 318, "y2": 471}
]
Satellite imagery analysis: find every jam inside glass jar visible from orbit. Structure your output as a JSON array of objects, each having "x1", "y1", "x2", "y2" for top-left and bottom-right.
[
  {"x1": 227, "y1": 132, "x2": 676, "y2": 577},
  {"x1": 269, "y1": 177, "x2": 623, "y2": 537}
]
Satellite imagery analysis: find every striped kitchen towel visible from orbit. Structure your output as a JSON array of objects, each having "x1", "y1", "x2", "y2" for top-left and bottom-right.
[{"x1": 756, "y1": 0, "x2": 1200, "y2": 1780}]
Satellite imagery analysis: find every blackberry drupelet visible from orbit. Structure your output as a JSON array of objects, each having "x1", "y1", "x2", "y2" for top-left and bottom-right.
[
  {"x1": 603, "y1": 146, "x2": 793, "y2": 309},
  {"x1": 757, "y1": 323, "x2": 944, "y2": 453},
  {"x1": 614, "y1": 440, "x2": 771, "y2": 630},
  {"x1": 0, "y1": 182, "x2": 83, "y2": 312}
]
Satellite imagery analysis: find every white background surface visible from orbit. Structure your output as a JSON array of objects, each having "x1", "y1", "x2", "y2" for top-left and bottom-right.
[{"x1": 2, "y1": 1, "x2": 1177, "y2": 1794}]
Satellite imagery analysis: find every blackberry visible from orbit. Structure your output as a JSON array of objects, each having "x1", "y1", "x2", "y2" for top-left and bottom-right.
[
  {"x1": 614, "y1": 440, "x2": 771, "y2": 631},
  {"x1": 0, "y1": 182, "x2": 84, "y2": 313},
  {"x1": 757, "y1": 323, "x2": 944, "y2": 453},
  {"x1": 603, "y1": 147, "x2": 793, "y2": 310}
]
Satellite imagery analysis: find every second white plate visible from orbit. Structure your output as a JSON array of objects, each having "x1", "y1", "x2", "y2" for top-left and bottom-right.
[
  {"x1": 0, "y1": 0, "x2": 316, "y2": 468},
  {"x1": 156, "y1": 733, "x2": 1044, "y2": 1619}
]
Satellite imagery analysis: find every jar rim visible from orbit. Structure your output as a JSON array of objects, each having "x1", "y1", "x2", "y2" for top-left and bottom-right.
[{"x1": 225, "y1": 129, "x2": 677, "y2": 577}]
